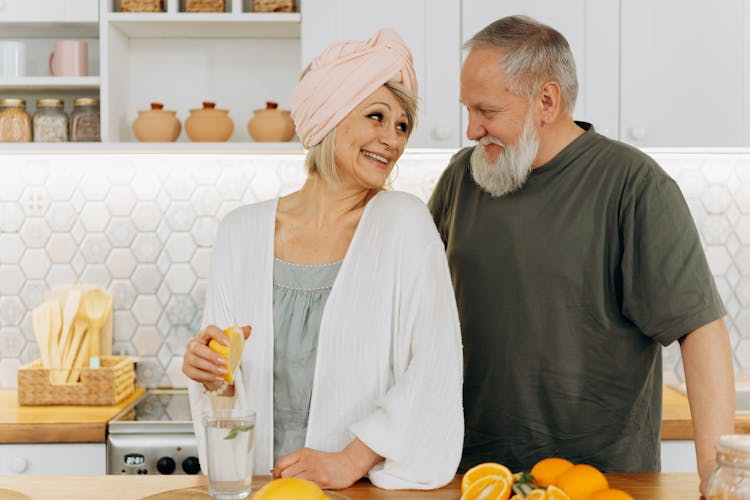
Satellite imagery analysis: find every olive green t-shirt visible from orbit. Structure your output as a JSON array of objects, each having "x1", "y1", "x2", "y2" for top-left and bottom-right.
[{"x1": 428, "y1": 123, "x2": 725, "y2": 473}]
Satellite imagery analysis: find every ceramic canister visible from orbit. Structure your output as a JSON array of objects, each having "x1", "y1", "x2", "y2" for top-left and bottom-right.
[
  {"x1": 185, "y1": 101, "x2": 233, "y2": 142},
  {"x1": 132, "y1": 102, "x2": 181, "y2": 142},
  {"x1": 247, "y1": 101, "x2": 295, "y2": 142}
]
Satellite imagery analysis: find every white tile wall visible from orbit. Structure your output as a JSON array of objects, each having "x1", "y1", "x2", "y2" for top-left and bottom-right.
[{"x1": 0, "y1": 150, "x2": 748, "y2": 389}]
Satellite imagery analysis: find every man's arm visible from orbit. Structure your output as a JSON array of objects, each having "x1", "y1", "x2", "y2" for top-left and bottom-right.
[{"x1": 680, "y1": 318, "x2": 735, "y2": 496}]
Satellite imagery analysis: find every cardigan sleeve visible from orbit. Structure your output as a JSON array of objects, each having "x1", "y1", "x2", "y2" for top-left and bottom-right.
[
  {"x1": 349, "y1": 239, "x2": 464, "y2": 489},
  {"x1": 188, "y1": 212, "x2": 249, "y2": 469}
]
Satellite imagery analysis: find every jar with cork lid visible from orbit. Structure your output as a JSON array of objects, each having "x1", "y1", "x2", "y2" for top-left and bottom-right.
[
  {"x1": 33, "y1": 98, "x2": 68, "y2": 142},
  {"x1": 0, "y1": 98, "x2": 32, "y2": 142},
  {"x1": 69, "y1": 97, "x2": 100, "y2": 142},
  {"x1": 706, "y1": 434, "x2": 750, "y2": 499}
]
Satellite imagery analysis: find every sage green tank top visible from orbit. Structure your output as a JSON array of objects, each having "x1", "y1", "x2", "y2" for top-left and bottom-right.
[{"x1": 272, "y1": 257, "x2": 342, "y2": 463}]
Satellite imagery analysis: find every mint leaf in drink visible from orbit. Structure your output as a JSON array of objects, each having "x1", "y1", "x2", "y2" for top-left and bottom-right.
[{"x1": 223, "y1": 425, "x2": 253, "y2": 440}]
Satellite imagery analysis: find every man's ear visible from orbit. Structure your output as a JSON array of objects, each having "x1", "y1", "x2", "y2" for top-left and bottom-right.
[{"x1": 538, "y1": 81, "x2": 563, "y2": 124}]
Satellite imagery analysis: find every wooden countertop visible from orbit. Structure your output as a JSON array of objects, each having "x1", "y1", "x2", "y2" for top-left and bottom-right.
[
  {"x1": 0, "y1": 473, "x2": 701, "y2": 499},
  {"x1": 661, "y1": 385, "x2": 750, "y2": 439},
  {"x1": 0, "y1": 387, "x2": 145, "y2": 443},
  {"x1": 2, "y1": 386, "x2": 748, "y2": 443}
]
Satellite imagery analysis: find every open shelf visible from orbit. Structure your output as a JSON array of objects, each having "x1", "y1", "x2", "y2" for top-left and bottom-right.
[
  {"x1": 0, "y1": 76, "x2": 100, "y2": 91},
  {"x1": 0, "y1": 22, "x2": 99, "y2": 38},
  {"x1": 0, "y1": 141, "x2": 304, "y2": 153},
  {"x1": 105, "y1": 12, "x2": 300, "y2": 38}
]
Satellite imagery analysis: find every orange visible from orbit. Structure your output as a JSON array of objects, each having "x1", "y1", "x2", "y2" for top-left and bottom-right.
[
  {"x1": 556, "y1": 464, "x2": 608, "y2": 500},
  {"x1": 253, "y1": 477, "x2": 327, "y2": 500},
  {"x1": 460, "y1": 475, "x2": 510, "y2": 500},
  {"x1": 586, "y1": 489, "x2": 634, "y2": 500},
  {"x1": 531, "y1": 457, "x2": 574, "y2": 487},
  {"x1": 207, "y1": 326, "x2": 245, "y2": 384},
  {"x1": 462, "y1": 462, "x2": 513, "y2": 493},
  {"x1": 546, "y1": 485, "x2": 571, "y2": 500},
  {"x1": 525, "y1": 489, "x2": 547, "y2": 500}
]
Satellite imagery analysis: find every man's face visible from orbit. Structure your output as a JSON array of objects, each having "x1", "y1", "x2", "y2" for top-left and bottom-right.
[{"x1": 460, "y1": 46, "x2": 541, "y2": 197}]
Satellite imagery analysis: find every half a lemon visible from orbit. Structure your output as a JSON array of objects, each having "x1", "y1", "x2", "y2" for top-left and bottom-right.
[{"x1": 207, "y1": 326, "x2": 246, "y2": 384}]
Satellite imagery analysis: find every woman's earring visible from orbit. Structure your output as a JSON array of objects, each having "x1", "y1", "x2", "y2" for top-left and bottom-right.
[{"x1": 386, "y1": 162, "x2": 400, "y2": 189}]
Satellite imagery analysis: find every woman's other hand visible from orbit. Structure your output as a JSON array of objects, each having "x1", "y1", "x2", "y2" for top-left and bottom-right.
[
  {"x1": 182, "y1": 325, "x2": 251, "y2": 393},
  {"x1": 271, "y1": 439, "x2": 381, "y2": 490}
]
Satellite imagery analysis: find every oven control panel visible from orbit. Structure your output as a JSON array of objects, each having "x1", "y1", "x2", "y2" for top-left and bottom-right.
[{"x1": 108, "y1": 433, "x2": 200, "y2": 475}]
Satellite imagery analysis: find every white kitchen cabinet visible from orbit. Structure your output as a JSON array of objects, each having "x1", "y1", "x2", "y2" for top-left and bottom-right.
[
  {"x1": 461, "y1": 0, "x2": 619, "y2": 145},
  {"x1": 0, "y1": 0, "x2": 98, "y2": 23},
  {"x1": 620, "y1": 0, "x2": 746, "y2": 147},
  {"x1": 0, "y1": 443, "x2": 105, "y2": 475},
  {"x1": 301, "y1": 0, "x2": 462, "y2": 149},
  {"x1": 661, "y1": 440, "x2": 697, "y2": 473}
]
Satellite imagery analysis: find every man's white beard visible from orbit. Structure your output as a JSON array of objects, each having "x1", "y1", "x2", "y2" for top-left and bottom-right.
[{"x1": 469, "y1": 111, "x2": 540, "y2": 198}]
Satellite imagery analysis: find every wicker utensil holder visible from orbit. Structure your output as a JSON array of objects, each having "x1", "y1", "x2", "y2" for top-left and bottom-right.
[
  {"x1": 186, "y1": 0, "x2": 224, "y2": 12},
  {"x1": 17, "y1": 356, "x2": 135, "y2": 406},
  {"x1": 253, "y1": 0, "x2": 294, "y2": 12},
  {"x1": 121, "y1": 0, "x2": 164, "y2": 12}
]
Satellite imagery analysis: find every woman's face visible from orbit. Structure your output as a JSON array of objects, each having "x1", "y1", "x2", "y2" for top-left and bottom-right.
[{"x1": 333, "y1": 85, "x2": 410, "y2": 190}]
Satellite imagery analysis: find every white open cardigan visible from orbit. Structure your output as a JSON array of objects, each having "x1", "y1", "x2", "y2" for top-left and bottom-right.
[{"x1": 188, "y1": 191, "x2": 463, "y2": 489}]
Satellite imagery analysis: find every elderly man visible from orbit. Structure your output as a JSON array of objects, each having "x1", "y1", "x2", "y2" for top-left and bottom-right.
[{"x1": 428, "y1": 15, "x2": 734, "y2": 495}]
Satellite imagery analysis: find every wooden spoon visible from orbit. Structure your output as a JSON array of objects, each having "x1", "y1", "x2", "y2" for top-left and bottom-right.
[{"x1": 81, "y1": 288, "x2": 112, "y2": 369}]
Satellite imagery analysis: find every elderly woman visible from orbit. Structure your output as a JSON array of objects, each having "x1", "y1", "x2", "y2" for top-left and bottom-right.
[{"x1": 182, "y1": 29, "x2": 462, "y2": 490}]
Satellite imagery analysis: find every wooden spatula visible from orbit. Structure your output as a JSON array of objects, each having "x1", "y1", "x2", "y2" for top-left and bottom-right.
[
  {"x1": 31, "y1": 302, "x2": 52, "y2": 369},
  {"x1": 81, "y1": 288, "x2": 112, "y2": 369},
  {"x1": 58, "y1": 288, "x2": 81, "y2": 369},
  {"x1": 47, "y1": 301, "x2": 65, "y2": 384},
  {"x1": 64, "y1": 318, "x2": 88, "y2": 383}
]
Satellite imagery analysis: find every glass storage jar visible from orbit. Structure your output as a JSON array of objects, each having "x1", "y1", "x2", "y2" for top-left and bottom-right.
[
  {"x1": 69, "y1": 97, "x2": 100, "y2": 142},
  {"x1": 0, "y1": 98, "x2": 32, "y2": 142},
  {"x1": 707, "y1": 435, "x2": 750, "y2": 500},
  {"x1": 33, "y1": 98, "x2": 68, "y2": 142}
]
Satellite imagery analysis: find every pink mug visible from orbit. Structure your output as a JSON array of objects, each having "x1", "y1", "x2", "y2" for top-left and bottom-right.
[{"x1": 48, "y1": 40, "x2": 88, "y2": 77}]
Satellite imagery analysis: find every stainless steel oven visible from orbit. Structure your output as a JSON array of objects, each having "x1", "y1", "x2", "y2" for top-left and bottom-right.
[{"x1": 107, "y1": 389, "x2": 200, "y2": 475}]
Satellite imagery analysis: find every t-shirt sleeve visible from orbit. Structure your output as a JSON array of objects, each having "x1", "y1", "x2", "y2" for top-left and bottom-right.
[
  {"x1": 428, "y1": 149, "x2": 467, "y2": 246},
  {"x1": 620, "y1": 173, "x2": 726, "y2": 345}
]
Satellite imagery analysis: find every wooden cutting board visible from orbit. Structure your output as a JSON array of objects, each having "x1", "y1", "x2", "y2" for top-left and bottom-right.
[{"x1": 141, "y1": 485, "x2": 350, "y2": 500}]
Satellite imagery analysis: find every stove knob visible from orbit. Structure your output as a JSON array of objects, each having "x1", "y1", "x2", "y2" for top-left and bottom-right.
[
  {"x1": 182, "y1": 456, "x2": 201, "y2": 475},
  {"x1": 156, "y1": 456, "x2": 176, "y2": 475}
]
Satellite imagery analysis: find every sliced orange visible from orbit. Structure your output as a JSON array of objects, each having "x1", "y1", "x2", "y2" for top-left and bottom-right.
[
  {"x1": 586, "y1": 489, "x2": 634, "y2": 500},
  {"x1": 460, "y1": 475, "x2": 510, "y2": 500},
  {"x1": 546, "y1": 485, "x2": 571, "y2": 500},
  {"x1": 462, "y1": 462, "x2": 513, "y2": 493},
  {"x1": 208, "y1": 326, "x2": 246, "y2": 384},
  {"x1": 525, "y1": 490, "x2": 547, "y2": 500},
  {"x1": 530, "y1": 457, "x2": 574, "y2": 487},
  {"x1": 556, "y1": 464, "x2": 608, "y2": 500}
]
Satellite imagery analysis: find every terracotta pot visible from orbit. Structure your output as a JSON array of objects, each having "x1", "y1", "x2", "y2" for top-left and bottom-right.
[
  {"x1": 248, "y1": 101, "x2": 295, "y2": 142},
  {"x1": 185, "y1": 101, "x2": 234, "y2": 142},
  {"x1": 132, "y1": 102, "x2": 181, "y2": 142}
]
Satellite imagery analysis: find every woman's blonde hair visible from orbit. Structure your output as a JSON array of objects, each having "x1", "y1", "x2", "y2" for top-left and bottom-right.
[{"x1": 305, "y1": 80, "x2": 417, "y2": 185}]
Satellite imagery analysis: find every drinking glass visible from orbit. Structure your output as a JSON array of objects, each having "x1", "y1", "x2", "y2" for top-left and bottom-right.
[{"x1": 203, "y1": 409, "x2": 256, "y2": 500}]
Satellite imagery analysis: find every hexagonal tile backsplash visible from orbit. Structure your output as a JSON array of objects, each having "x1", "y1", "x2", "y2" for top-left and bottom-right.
[{"x1": 0, "y1": 151, "x2": 748, "y2": 389}]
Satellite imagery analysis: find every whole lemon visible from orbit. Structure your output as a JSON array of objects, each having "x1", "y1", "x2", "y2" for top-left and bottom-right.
[{"x1": 253, "y1": 477, "x2": 328, "y2": 500}]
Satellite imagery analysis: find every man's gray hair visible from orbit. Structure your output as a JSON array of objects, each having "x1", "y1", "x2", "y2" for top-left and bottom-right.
[{"x1": 464, "y1": 15, "x2": 579, "y2": 113}]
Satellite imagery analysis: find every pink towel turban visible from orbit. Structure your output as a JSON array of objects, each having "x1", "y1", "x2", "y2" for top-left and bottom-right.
[{"x1": 291, "y1": 28, "x2": 418, "y2": 149}]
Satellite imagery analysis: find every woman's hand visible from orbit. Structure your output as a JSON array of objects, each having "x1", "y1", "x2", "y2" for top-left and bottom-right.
[
  {"x1": 182, "y1": 325, "x2": 251, "y2": 393},
  {"x1": 271, "y1": 439, "x2": 382, "y2": 490}
]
